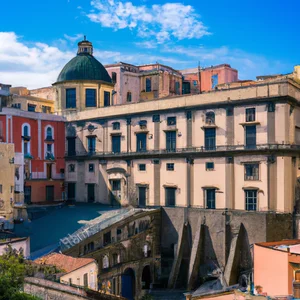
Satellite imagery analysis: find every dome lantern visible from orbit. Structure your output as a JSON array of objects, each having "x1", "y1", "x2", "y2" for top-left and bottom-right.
[{"x1": 77, "y1": 36, "x2": 93, "y2": 55}]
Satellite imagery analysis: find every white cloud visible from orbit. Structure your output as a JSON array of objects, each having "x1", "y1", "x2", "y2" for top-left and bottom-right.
[
  {"x1": 0, "y1": 32, "x2": 74, "y2": 88},
  {"x1": 64, "y1": 33, "x2": 83, "y2": 42},
  {"x1": 87, "y1": 0, "x2": 210, "y2": 43}
]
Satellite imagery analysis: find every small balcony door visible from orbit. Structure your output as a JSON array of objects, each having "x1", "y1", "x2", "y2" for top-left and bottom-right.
[
  {"x1": 245, "y1": 125, "x2": 256, "y2": 149},
  {"x1": 165, "y1": 187, "x2": 176, "y2": 206},
  {"x1": 166, "y1": 131, "x2": 176, "y2": 151},
  {"x1": 87, "y1": 184, "x2": 95, "y2": 203},
  {"x1": 24, "y1": 186, "x2": 31, "y2": 204},
  {"x1": 46, "y1": 163, "x2": 52, "y2": 179},
  {"x1": 138, "y1": 186, "x2": 147, "y2": 207},
  {"x1": 68, "y1": 183, "x2": 76, "y2": 201},
  {"x1": 136, "y1": 133, "x2": 147, "y2": 152},
  {"x1": 204, "y1": 128, "x2": 216, "y2": 150},
  {"x1": 46, "y1": 185, "x2": 54, "y2": 202},
  {"x1": 112, "y1": 135, "x2": 121, "y2": 153}
]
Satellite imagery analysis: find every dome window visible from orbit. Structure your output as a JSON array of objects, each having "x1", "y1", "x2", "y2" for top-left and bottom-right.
[
  {"x1": 85, "y1": 89, "x2": 96, "y2": 107},
  {"x1": 66, "y1": 88, "x2": 76, "y2": 109}
]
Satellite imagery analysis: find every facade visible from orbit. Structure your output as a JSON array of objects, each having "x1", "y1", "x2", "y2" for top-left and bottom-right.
[
  {"x1": 0, "y1": 83, "x2": 12, "y2": 111},
  {"x1": 9, "y1": 87, "x2": 54, "y2": 113},
  {"x1": 29, "y1": 86, "x2": 55, "y2": 100},
  {"x1": 0, "y1": 143, "x2": 15, "y2": 227},
  {"x1": 62, "y1": 208, "x2": 161, "y2": 299},
  {"x1": 181, "y1": 64, "x2": 238, "y2": 94},
  {"x1": 0, "y1": 108, "x2": 65, "y2": 204},
  {"x1": 254, "y1": 240, "x2": 300, "y2": 298},
  {"x1": 62, "y1": 76, "x2": 300, "y2": 213},
  {"x1": 35, "y1": 253, "x2": 98, "y2": 290},
  {"x1": 105, "y1": 62, "x2": 183, "y2": 105},
  {"x1": 0, "y1": 237, "x2": 30, "y2": 258}
]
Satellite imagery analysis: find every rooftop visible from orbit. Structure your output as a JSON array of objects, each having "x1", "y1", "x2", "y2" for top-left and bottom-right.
[
  {"x1": 35, "y1": 253, "x2": 95, "y2": 273},
  {"x1": 256, "y1": 239, "x2": 300, "y2": 254}
]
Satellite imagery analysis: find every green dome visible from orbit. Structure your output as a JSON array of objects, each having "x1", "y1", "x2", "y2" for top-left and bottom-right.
[{"x1": 56, "y1": 53, "x2": 112, "y2": 83}]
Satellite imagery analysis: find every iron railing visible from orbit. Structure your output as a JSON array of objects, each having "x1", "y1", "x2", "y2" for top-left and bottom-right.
[{"x1": 65, "y1": 143, "x2": 300, "y2": 158}]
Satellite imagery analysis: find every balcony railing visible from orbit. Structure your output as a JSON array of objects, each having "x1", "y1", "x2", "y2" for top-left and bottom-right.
[
  {"x1": 65, "y1": 143, "x2": 300, "y2": 158},
  {"x1": 45, "y1": 152, "x2": 55, "y2": 161}
]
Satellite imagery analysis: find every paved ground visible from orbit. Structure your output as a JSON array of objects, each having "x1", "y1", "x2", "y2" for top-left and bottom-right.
[{"x1": 14, "y1": 203, "x2": 118, "y2": 259}]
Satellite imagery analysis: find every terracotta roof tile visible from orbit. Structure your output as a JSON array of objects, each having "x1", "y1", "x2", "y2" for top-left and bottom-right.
[{"x1": 34, "y1": 253, "x2": 95, "y2": 273}]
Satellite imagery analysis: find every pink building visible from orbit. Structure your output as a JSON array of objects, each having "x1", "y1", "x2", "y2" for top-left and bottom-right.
[
  {"x1": 254, "y1": 240, "x2": 300, "y2": 298},
  {"x1": 181, "y1": 64, "x2": 238, "y2": 94},
  {"x1": 105, "y1": 62, "x2": 182, "y2": 104}
]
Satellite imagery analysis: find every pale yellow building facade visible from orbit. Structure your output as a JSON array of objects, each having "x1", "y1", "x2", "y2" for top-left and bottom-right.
[
  {"x1": 0, "y1": 143, "x2": 15, "y2": 226},
  {"x1": 61, "y1": 76, "x2": 300, "y2": 213}
]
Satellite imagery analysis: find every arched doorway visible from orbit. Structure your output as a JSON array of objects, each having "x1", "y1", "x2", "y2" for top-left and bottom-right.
[
  {"x1": 121, "y1": 268, "x2": 135, "y2": 300},
  {"x1": 142, "y1": 265, "x2": 151, "y2": 290}
]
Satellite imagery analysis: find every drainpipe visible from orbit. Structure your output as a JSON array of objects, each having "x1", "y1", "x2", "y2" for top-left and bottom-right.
[{"x1": 198, "y1": 61, "x2": 201, "y2": 94}]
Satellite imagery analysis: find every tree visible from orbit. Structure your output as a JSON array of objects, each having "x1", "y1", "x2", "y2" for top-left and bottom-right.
[{"x1": 0, "y1": 245, "x2": 40, "y2": 300}]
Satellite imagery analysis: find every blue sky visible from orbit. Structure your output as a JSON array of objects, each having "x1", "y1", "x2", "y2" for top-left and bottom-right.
[{"x1": 0, "y1": 0, "x2": 299, "y2": 88}]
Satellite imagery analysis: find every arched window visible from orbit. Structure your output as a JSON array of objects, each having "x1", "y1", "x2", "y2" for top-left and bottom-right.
[
  {"x1": 46, "y1": 127, "x2": 53, "y2": 140},
  {"x1": 103, "y1": 255, "x2": 109, "y2": 269},
  {"x1": 205, "y1": 111, "x2": 215, "y2": 125},
  {"x1": 23, "y1": 125, "x2": 29, "y2": 137}
]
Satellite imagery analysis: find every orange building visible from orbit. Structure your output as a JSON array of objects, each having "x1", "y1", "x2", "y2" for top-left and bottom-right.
[
  {"x1": 181, "y1": 64, "x2": 238, "y2": 94},
  {"x1": 0, "y1": 108, "x2": 65, "y2": 204},
  {"x1": 254, "y1": 240, "x2": 300, "y2": 298}
]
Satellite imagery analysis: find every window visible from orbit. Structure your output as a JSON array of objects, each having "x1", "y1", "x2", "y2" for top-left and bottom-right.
[
  {"x1": 68, "y1": 164, "x2": 75, "y2": 172},
  {"x1": 206, "y1": 189, "x2": 216, "y2": 209},
  {"x1": 104, "y1": 91, "x2": 110, "y2": 107},
  {"x1": 42, "y1": 106, "x2": 51, "y2": 113},
  {"x1": 23, "y1": 125, "x2": 29, "y2": 137},
  {"x1": 182, "y1": 82, "x2": 191, "y2": 94},
  {"x1": 67, "y1": 138, "x2": 76, "y2": 156},
  {"x1": 66, "y1": 88, "x2": 76, "y2": 109},
  {"x1": 245, "y1": 190, "x2": 257, "y2": 211},
  {"x1": 193, "y1": 80, "x2": 198, "y2": 86},
  {"x1": 46, "y1": 127, "x2": 53, "y2": 140},
  {"x1": 204, "y1": 128, "x2": 216, "y2": 150},
  {"x1": 175, "y1": 81, "x2": 180, "y2": 95},
  {"x1": 206, "y1": 162, "x2": 214, "y2": 171},
  {"x1": 112, "y1": 72, "x2": 117, "y2": 83},
  {"x1": 83, "y1": 273, "x2": 88, "y2": 288},
  {"x1": 166, "y1": 163, "x2": 174, "y2": 171},
  {"x1": 244, "y1": 164, "x2": 259, "y2": 180},
  {"x1": 28, "y1": 104, "x2": 36, "y2": 112},
  {"x1": 152, "y1": 114, "x2": 160, "y2": 122},
  {"x1": 117, "y1": 228, "x2": 122, "y2": 241},
  {"x1": 167, "y1": 117, "x2": 176, "y2": 126},
  {"x1": 112, "y1": 135, "x2": 121, "y2": 153},
  {"x1": 0, "y1": 185, "x2": 2, "y2": 193},
  {"x1": 112, "y1": 180, "x2": 121, "y2": 191},
  {"x1": 104, "y1": 231, "x2": 111, "y2": 246},
  {"x1": 267, "y1": 102, "x2": 275, "y2": 112},
  {"x1": 246, "y1": 108, "x2": 256, "y2": 122},
  {"x1": 69, "y1": 278, "x2": 72, "y2": 285},
  {"x1": 89, "y1": 164, "x2": 94, "y2": 172},
  {"x1": 46, "y1": 143, "x2": 52, "y2": 154},
  {"x1": 245, "y1": 125, "x2": 256, "y2": 149},
  {"x1": 211, "y1": 74, "x2": 218, "y2": 89},
  {"x1": 85, "y1": 89, "x2": 96, "y2": 107},
  {"x1": 139, "y1": 120, "x2": 147, "y2": 129},
  {"x1": 103, "y1": 255, "x2": 109, "y2": 268},
  {"x1": 139, "y1": 164, "x2": 146, "y2": 171},
  {"x1": 146, "y1": 78, "x2": 151, "y2": 92},
  {"x1": 226, "y1": 107, "x2": 233, "y2": 116},
  {"x1": 166, "y1": 131, "x2": 176, "y2": 151},
  {"x1": 136, "y1": 133, "x2": 147, "y2": 152},
  {"x1": 205, "y1": 112, "x2": 215, "y2": 124},
  {"x1": 165, "y1": 187, "x2": 176, "y2": 206},
  {"x1": 127, "y1": 91, "x2": 132, "y2": 102},
  {"x1": 87, "y1": 137, "x2": 96, "y2": 154},
  {"x1": 24, "y1": 142, "x2": 29, "y2": 155},
  {"x1": 112, "y1": 122, "x2": 120, "y2": 130}
]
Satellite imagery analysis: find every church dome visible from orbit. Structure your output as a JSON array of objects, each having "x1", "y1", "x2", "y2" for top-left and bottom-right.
[{"x1": 56, "y1": 37, "x2": 112, "y2": 83}]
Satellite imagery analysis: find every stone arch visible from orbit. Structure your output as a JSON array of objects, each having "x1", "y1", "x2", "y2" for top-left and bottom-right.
[
  {"x1": 141, "y1": 265, "x2": 151, "y2": 290},
  {"x1": 121, "y1": 268, "x2": 135, "y2": 300}
]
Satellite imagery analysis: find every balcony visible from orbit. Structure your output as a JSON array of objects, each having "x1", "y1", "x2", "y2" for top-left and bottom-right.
[
  {"x1": 45, "y1": 152, "x2": 55, "y2": 161},
  {"x1": 24, "y1": 153, "x2": 33, "y2": 159},
  {"x1": 65, "y1": 143, "x2": 300, "y2": 159},
  {"x1": 45, "y1": 136, "x2": 54, "y2": 142}
]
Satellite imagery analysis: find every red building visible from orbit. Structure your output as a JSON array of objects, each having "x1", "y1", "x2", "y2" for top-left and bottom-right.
[
  {"x1": 181, "y1": 64, "x2": 238, "y2": 94},
  {"x1": 0, "y1": 108, "x2": 65, "y2": 204}
]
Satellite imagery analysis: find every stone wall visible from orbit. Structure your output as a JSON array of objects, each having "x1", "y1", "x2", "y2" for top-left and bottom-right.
[{"x1": 24, "y1": 277, "x2": 126, "y2": 300}]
